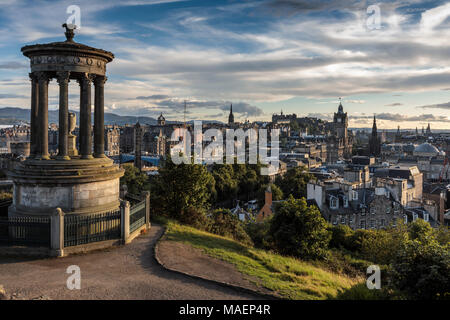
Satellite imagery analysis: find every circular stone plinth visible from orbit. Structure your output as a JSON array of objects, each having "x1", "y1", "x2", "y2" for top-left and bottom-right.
[
  {"x1": 9, "y1": 156, "x2": 124, "y2": 185},
  {"x1": 8, "y1": 157, "x2": 124, "y2": 217}
]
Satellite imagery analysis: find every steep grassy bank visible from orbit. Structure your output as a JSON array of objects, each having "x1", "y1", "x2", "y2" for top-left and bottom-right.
[{"x1": 163, "y1": 221, "x2": 364, "y2": 300}]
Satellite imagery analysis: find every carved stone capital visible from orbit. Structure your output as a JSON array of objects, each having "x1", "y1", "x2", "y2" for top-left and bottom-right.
[
  {"x1": 56, "y1": 71, "x2": 71, "y2": 85},
  {"x1": 77, "y1": 73, "x2": 95, "y2": 85},
  {"x1": 29, "y1": 72, "x2": 38, "y2": 82},
  {"x1": 94, "y1": 75, "x2": 107, "y2": 86},
  {"x1": 35, "y1": 71, "x2": 51, "y2": 83}
]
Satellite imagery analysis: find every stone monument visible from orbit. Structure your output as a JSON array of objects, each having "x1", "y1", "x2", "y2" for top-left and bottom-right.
[
  {"x1": 68, "y1": 112, "x2": 78, "y2": 157},
  {"x1": 8, "y1": 24, "x2": 124, "y2": 217}
]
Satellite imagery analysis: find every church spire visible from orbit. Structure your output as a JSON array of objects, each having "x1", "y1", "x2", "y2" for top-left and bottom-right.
[{"x1": 228, "y1": 103, "x2": 234, "y2": 125}]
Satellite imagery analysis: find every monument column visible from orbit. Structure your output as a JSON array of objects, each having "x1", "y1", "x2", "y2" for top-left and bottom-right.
[
  {"x1": 94, "y1": 76, "x2": 106, "y2": 158},
  {"x1": 56, "y1": 71, "x2": 70, "y2": 160},
  {"x1": 29, "y1": 72, "x2": 39, "y2": 157},
  {"x1": 36, "y1": 71, "x2": 50, "y2": 160},
  {"x1": 79, "y1": 73, "x2": 93, "y2": 159}
]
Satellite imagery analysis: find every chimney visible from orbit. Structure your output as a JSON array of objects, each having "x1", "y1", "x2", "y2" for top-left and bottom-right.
[{"x1": 265, "y1": 185, "x2": 272, "y2": 207}]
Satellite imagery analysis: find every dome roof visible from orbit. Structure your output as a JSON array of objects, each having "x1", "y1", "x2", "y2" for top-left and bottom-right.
[{"x1": 413, "y1": 143, "x2": 439, "y2": 155}]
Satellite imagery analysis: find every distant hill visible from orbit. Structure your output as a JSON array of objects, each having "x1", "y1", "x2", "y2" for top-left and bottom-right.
[
  {"x1": 0, "y1": 107, "x2": 224, "y2": 126},
  {"x1": 0, "y1": 107, "x2": 158, "y2": 126}
]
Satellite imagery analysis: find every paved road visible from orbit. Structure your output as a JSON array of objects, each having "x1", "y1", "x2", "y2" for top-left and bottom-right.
[{"x1": 0, "y1": 225, "x2": 261, "y2": 300}]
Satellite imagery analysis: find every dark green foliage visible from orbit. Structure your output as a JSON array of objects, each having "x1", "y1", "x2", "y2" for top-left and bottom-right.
[
  {"x1": 329, "y1": 225, "x2": 354, "y2": 250},
  {"x1": 207, "y1": 209, "x2": 253, "y2": 246},
  {"x1": 178, "y1": 206, "x2": 210, "y2": 230},
  {"x1": 274, "y1": 166, "x2": 313, "y2": 199},
  {"x1": 211, "y1": 164, "x2": 238, "y2": 203},
  {"x1": 245, "y1": 218, "x2": 273, "y2": 250},
  {"x1": 120, "y1": 163, "x2": 149, "y2": 195},
  {"x1": 269, "y1": 196, "x2": 330, "y2": 260},
  {"x1": 151, "y1": 156, "x2": 215, "y2": 219},
  {"x1": 389, "y1": 239, "x2": 450, "y2": 300}
]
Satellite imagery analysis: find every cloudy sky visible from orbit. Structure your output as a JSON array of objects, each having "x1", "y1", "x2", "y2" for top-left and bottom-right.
[{"x1": 1, "y1": 0, "x2": 450, "y2": 129}]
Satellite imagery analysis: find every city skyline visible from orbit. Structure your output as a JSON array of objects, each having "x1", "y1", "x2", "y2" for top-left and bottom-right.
[{"x1": 1, "y1": 0, "x2": 450, "y2": 128}]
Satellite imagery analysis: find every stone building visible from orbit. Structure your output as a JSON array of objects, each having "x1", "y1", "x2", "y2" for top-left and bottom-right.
[
  {"x1": 307, "y1": 179, "x2": 405, "y2": 230},
  {"x1": 104, "y1": 125, "x2": 120, "y2": 156},
  {"x1": 119, "y1": 125, "x2": 135, "y2": 153},
  {"x1": 272, "y1": 110, "x2": 296, "y2": 124},
  {"x1": 143, "y1": 128, "x2": 166, "y2": 157}
]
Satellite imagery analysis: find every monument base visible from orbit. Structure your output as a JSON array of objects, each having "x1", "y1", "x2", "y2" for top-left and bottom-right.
[{"x1": 8, "y1": 156, "x2": 124, "y2": 217}]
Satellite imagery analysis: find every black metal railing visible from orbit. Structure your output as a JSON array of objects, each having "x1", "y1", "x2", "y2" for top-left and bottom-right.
[
  {"x1": 64, "y1": 210, "x2": 121, "y2": 247},
  {"x1": 0, "y1": 216, "x2": 51, "y2": 247},
  {"x1": 125, "y1": 193, "x2": 142, "y2": 206},
  {"x1": 129, "y1": 200, "x2": 146, "y2": 234}
]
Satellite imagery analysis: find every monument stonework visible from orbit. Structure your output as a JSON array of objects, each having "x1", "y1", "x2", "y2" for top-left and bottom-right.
[{"x1": 8, "y1": 25, "x2": 124, "y2": 217}]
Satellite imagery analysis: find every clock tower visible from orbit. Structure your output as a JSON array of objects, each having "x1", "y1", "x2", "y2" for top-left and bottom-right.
[{"x1": 333, "y1": 99, "x2": 348, "y2": 140}]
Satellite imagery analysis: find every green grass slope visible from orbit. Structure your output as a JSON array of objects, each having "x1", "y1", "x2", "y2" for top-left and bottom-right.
[{"x1": 164, "y1": 221, "x2": 364, "y2": 300}]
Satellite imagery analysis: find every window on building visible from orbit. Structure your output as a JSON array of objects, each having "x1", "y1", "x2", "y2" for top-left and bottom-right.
[
  {"x1": 404, "y1": 215, "x2": 408, "y2": 224},
  {"x1": 369, "y1": 219, "x2": 376, "y2": 229},
  {"x1": 370, "y1": 207, "x2": 375, "y2": 215},
  {"x1": 343, "y1": 197, "x2": 349, "y2": 208},
  {"x1": 423, "y1": 213, "x2": 429, "y2": 222},
  {"x1": 381, "y1": 219, "x2": 385, "y2": 227},
  {"x1": 341, "y1": 217, "x2": 345, "y2": 224},
  {"x1": 413, "y1": 213, "x2": 418, "y2": 221},
  {"x1": 351, "y1": 191, "x2": 358, "y2": 201},
  {"x1": 360, "y1": 220, "x2": 366, "y2": 229},
  {"x1": 386, "y1": 206, "x2": 391, "y2": 214},
  {"x1": 330, "y1": 197, "x2": 338, "y2": 209}
]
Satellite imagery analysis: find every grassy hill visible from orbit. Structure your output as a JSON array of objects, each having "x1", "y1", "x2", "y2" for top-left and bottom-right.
[{"x1": 163, "y1": 221, "x2": 365, "y2": 300}]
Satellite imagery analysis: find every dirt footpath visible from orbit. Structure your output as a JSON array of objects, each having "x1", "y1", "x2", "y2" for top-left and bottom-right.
[
  {"x1": 157, "y1": 240, "x2": 274, "y2": 297},
  {"x1": 0, "y1": 225, "x2": 261, "y2": 300}
]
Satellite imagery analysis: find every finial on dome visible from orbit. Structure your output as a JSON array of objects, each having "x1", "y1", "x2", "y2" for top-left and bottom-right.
[{"x1": 62, "y1": 23, "x2": 76, "y2": 42}]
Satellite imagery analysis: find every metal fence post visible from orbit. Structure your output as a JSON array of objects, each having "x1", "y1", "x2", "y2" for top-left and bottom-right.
[
  {"x1": 121, "y1": 200, "x2": 130, "y2": 244},
  {"x1": 50, "y1": 208, "x2": 64, "y2": 257},
  {"x1": 142, "y1": 191, "x2": 151, "y2": 229}
]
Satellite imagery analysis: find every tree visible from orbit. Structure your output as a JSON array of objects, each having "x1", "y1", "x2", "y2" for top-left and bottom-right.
[
  {"x1": 408, "y1": 218, "x2": 435, "y2": 244},
  {"x1": 389, "y1": 239, "x2": 450, "y2": 300},
  {"x1": 275, "y1": 166, "x2": 313, "y2": 199},
  {"x1": 269, "y1": 196, "x2": 330, "y2": 259},
  {"x1": 151, "y1": 156, "x2": 215, "y2": 219},
  {"x1": 120, "y1": 163, "x2": 149, "y2": 195},
  {"x1": 211, "y1": 164, "x2": 238, "y2": 204}
]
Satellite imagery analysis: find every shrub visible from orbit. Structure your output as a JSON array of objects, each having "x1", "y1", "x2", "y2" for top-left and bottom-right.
[
  {"x1": 245, "y1": 218, "x2": 273, "y2": 250},
  {"x1": 347, "y1": 229, "x2": 373, "y2": 252},
  {"x1": 329, "y1": 225, "x2": 354, "y2": 250},
  {"x1": 389, "y1": 239, "x2": 450, "y2": 300},
  {"x1": 269, "y1": 196, "x2": 330, "y2": 260},
  {"x1": 207, "y1": 209, "x2": 253, "y2": 246},
  {"x1": 178, "y1": 207, "x2": 210, "y2": 230}
]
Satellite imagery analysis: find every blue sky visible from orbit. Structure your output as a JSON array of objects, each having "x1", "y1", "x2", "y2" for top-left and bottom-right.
[{"x1": 1, "y1": 0, "x2": 450, "y2": 128}]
